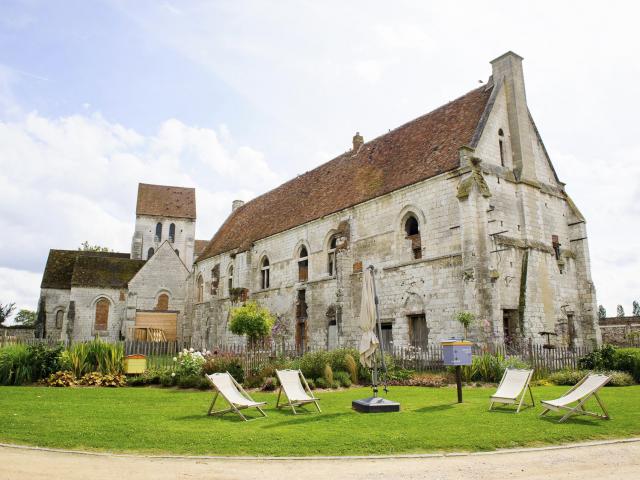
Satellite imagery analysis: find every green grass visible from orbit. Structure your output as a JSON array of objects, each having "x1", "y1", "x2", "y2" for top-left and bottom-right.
[{"x1": 0, "y1": 385, "x2": 639, "y2": 456}]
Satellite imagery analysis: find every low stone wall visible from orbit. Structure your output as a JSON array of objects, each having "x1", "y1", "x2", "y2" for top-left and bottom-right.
[
  {"x1": 0, "y1": 326, "x2": 36, "y2": 341},
  {"x1": 599, "y1": 316, "x2": 640, "y2": 346}
]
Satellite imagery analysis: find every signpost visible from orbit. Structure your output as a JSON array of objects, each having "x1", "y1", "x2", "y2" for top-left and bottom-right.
[{"x1": 441, "y1": 339, "x2": 473, "y2": 403}]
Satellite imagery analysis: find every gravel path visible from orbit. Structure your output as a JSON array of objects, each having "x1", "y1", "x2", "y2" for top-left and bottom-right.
[{"x1": 1, "y1": 439, "x2": 639, "y2": 479}]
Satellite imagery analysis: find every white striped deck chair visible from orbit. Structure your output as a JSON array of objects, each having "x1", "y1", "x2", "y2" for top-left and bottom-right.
[
  {"x1": 490, "y1": 368, "x2": 535, "y2": 413},
  {"x1": 540, "y1": 373, "x2": 611, "y2": 423},
  {"x1": 275, "y1": 369, "x2": 321, "y2": 414}
]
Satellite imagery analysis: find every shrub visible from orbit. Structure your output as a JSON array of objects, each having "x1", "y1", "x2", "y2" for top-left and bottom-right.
[
  {"x1": 607, "y1": 371, "x2": 635, "y2": 386},
  {"x1": 79, "y1": 372, "x2": 104, "y2": 386},
  {"x1": 160, "y1": 372, "x2": 176, "y2": 387},
  {"x1": 0, "y1": 344, "x2": 33, "y2": 385},
  {"x1": 244, "y1": 374, "x2": 263, "y2": 389},
  {"x1": 203, "y1": 353, "x2": 244, "y2": 383},
  {"x1": 459, "y1": 353, "x2": 530, "y2": 383},
  {"x1": 612, "y1": 348, "x2": 640, "y2": 382},
  {"x1": 323, "y1": 364, "x2": 334, "y2": 385},
  {"x1": 261, "y1": 376, "x2": 278, "y2": 391},
  {"x1": 78, "y1": 372, "x2": 127, "y2": 387},
  {"x1": 128, "y1": 375, "x2": 146, "y2": 387},
  {"x1": 178, "y1": 374, "x2": 206, "y2": 389},
  {"x1": 578, "y1": 344, "x2": 617, "y2": 371},
  {"x1": 388, "y1": 372, "x2": 449, "y2": 387},
  {"x1": 66, "y1": 340, "x2": 124, "y2": 377},
  {"x1": 44, "y1": 371, "x2": 77, "y2": 387},
  {"x1": 333, "y1": 371, "x2": 352, "y2": 388},
  {"x1": 228, "y1": 301, "x2": 275, "y2": 346},
  {"x1": 173, "y1": 349, "x2": 205, "y2": 379},
  {"x1": 305, "y1": 378, "x2": 316, "y2": 390},
  {"x1": 315, "y1": 377, "x2": 328, "y2": 389},
  {"x1": 27, "y1": 343, "x2": 64, "y2": 380},
  {"x1": 298, "y1": 351, "x2": 332, "y2": 379}
]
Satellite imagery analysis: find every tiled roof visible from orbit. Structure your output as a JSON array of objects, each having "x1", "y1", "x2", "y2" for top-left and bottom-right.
[
  {"x1": 71, "y1": 256, "x2": 146, "y2": 289},
  {"x1": 136, "y1": 183, "x2": 196, "y2": 219},
  {"x1": 198, "y1": 85, "x2": 492, "y2": 261},
  {"x1": 41, "y1": 250, "x2": 138, "y2": 290},
  {"x1": 194, "y1": 240, "x2": 209, "y2": 257}
]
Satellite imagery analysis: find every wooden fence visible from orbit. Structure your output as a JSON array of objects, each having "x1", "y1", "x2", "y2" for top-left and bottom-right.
[{"x1": 0, "y1": 336, "x2": 633, "y2": 376}]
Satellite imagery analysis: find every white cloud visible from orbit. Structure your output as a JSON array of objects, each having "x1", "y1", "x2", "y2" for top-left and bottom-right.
[{"x1": 0, "y1": 109, "x2": 281, "y2": 316}]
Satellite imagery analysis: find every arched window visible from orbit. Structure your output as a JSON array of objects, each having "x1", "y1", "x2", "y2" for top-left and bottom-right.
[
  {"x1": 498, "y1": 128, "x2": 505, "y2": 167},
  {"x1": 55, "y1": 310, "x2": 64, "y2": 329},
  {"x1": 155, "y1": 222, "x2": 162, "y2": 241},
  {"x1": 327, "y1": 235, "x2": 338, "y2": 276},
  {"x1": 169, "y1": 223, "x2": 176, "y2": 243},
  {"x1": 228, "y1": 265, "x2": 234, "y2": 293},
  {"x1": 298, "y1": 245, "x2": 309, "y2": 282},
  {"x1": 94, "y1": 298, "x2": 109, "y2": 331},
  {"x1": 260, "y1": 256, "x2": 270, "y2": 289},
  {"x1": 147, "y1": 247, "x2": 155, "y2": 259},
  {"x1": 156, "y1": 293, "x2": 169, "y2": 310},
  {"x1": 196, "y1": 275, "x2": 204, "y2": 303},
  {"x1": 404, "y1": 215, "x2": 422, "y2": 259}
]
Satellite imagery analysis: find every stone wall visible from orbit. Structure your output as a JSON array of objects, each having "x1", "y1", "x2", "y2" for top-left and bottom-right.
[
  {"x1": 0, "y1": 326, "x2": 35, "y2": 340},
  {"x1": 131, "y1": 215, "x2": 196, "y2": 268},
  {"x1": 599, "y1": 316, "x2": 640, "y2": 346}
]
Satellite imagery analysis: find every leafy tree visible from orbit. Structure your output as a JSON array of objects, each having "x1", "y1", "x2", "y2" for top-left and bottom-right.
[
  {"x1": 78, "y1": 241, "x2": 112, "y2": 252},
  {"x1": 617, "y1": 305, "x2": 625, "y2": 318},
  {"x1": 14, "y1": 309, "x2": 36, "y2": 327},
  {"x1": 633, "y1": 300, "x2": 640, "y2": 317},
  {"x1": 598, "y1": 305, "x2": 607, "y2": 319},
  {"x1": 455, "y1": 311, "x2": 475, "y2": 339},
  {"x1": 229, "y1": 301, "x2": 274, "y2": 347},
  {"x1": 0, "y1": 302, "x2": 16, "y2": 326}
]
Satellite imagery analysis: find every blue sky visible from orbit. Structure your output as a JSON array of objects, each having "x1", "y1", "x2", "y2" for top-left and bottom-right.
[{"x1": 1, "y1": 0, "x2": 639, "y2": 319}]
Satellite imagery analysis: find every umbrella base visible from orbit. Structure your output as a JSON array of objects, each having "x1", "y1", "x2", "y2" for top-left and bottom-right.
[{"x1": 352, "y1": 396, "x2": 400, "y2": 413}]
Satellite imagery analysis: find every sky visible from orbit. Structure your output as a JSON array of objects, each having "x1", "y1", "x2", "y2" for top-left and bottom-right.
[{"x1": 0, "y1": 0, "x2": 639, "y2": 321}]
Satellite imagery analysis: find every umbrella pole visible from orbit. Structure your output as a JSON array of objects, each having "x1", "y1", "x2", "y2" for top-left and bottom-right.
[{"x1": 369, "y1": 266, "x2": 388, "y2": 394}]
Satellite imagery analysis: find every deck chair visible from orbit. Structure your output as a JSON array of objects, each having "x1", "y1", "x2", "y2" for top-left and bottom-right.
[
  {"x1": 206, "y1": 372, "x2": 267, "y2": 421},
  {"x1": 540, "y1": 373, "x2": 611, "y2": 423},
  {"x1": 490, "y1": 368, "x2": 535, "y2": 413},
  {"x1": 275, "y1": 369, "x2": 321, "y2": 414}
]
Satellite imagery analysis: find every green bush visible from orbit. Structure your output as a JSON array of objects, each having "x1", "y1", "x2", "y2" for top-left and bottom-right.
[
  {"x1": 298, "y1": 351, "x2": 331, "y2": 379},
  {"x1": 244, "y1": 374, "x2": 263, "y2": 389},
  {"x1": 27, "y1": 343, "x2": 64, "y2": 380},
  {"x1": 66, "y1": 340, "x2": 124, "y2": 377},
  {"x1": 315, "y1": 377, "x2": 328, "y2": 389},
  {"x1": 128, "y1": 375, "x2": 146, "y2": 387},
  {"x1": 548, "y1": 369, "x2": 634, "y2": 387},
  {"x1": 228, "y1": 301, "x2": 274, "y2": 346},
  {"x1": 305, "y1": 378, "x2": 316, "y2": 389},
  {"x1": 333, "y1": 371, "x2": 352, "y2": 388},
  {"x1": 578, "y1": 344, "x2": 617, "y2": 370},
  {"x1": 160, "y1": 372, "x2": 176, "y2": 387},
  {"x1": 44, "y1": 371, "x2": 77, "y2": 387},
  {"x1": 203, "y1": 354, "x2": 244, "y2": 383},
  {"x1": 388, "y1": 372, "x2": 449, "y2": 387},
  {"x1": 459, "y1": 353, "x2": 530, "y2": 383},
  {"x1": 178, "y1": 374, "x2": 210, "y2": 390},
  {"x1": 612, "y1": 348, "x2": 640, "y2": 382},
  {"x1": 0, "y1": 344, "x2": 33, "y2": 385}
]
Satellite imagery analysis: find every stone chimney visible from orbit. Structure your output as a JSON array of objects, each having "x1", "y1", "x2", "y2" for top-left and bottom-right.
[
  {"x1": 490, "y1": 51, "x2": 537, "y2": 184},
  {"x1": 232, "y1": 200, "x2": 245, "y2": 212},
  {"x1": 352, "y1": 131, "x2": 364, "y2": 152}
]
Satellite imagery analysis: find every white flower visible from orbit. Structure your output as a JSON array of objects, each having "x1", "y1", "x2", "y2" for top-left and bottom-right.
[
  {"x1": 172, "y1": 357, "x2": 177, "y2": 362},
  {"x1": 171, "y1": 372, "x2": 176, "y2": 377},
  {"x1": 189, "y1": 348, "x2": 194, "y2": 353}
]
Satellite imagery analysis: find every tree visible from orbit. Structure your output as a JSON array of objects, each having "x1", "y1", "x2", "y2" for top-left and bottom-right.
[
  {"x1": 617, "y1": 305, "x2": 625, "y2": 318},
  {"x1": 0, "y1": 302, "x2": 16, "y2": 326},
  {"x1": 78, "y1": 241, "x2": 112, "y2": 252},
  {"x1": 633, "y1": 300, "x2": 640, "y2": 317},
  {"x1": 455, "y1": 311, "x2": 475, "y2": 339},
  {"x1": 229, "y1": 301, "x2": 274, "y2": 348},
  {"x1": 598, "y1": 305, "x2": 607, "y2": 319},
  {"x1": 14, "y1": 309, "x2": 36, "y2": 327}
]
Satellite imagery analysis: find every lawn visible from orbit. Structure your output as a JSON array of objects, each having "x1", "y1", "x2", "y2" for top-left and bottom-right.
[{"x1": 0, "y1": 385, "x2": 639, "y2": 456}]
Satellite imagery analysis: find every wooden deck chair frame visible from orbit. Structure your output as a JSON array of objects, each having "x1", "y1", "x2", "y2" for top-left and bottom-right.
[
  {"x1": 275, "y1": 369, "x2": 321, "y2": 415},
  {"x1": 206, "y1": 372, "x2": 267, "y2": 422},
  {"x1": 489, "y1": 368, "x2": 535, "y2": 413},
  {"x1": 540, "y1": 373, "x2": 611, "y2": 423}
]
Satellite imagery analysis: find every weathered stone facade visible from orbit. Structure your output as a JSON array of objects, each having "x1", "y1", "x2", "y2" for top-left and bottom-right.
[{"x1": 187, "y1": 52, "x2": 601, "y2": 351}]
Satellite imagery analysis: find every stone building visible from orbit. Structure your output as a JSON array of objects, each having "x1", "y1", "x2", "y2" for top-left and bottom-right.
[
  {"x1": 189, "y1": 51, "x2": 601, "y2": 350},
  {"x1": 37, "y1": 185, "x2": 207, "y2": 342},
  {"x1": 35, "y1": 51, "x2": 601, "y2": 350}
]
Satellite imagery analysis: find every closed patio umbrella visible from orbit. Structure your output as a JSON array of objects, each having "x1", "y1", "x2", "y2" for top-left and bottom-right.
[{"x1": 358, "y1": 267, "x2": 379, "y2": 368}]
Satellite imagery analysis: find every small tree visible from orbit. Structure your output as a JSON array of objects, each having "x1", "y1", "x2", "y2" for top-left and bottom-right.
[
  {"x1": 617, "y1": 305, "x2": 625, "y2": 318},
  {"x1": 78, "y1": 241, "x2": 112, "y2": 252},
  {"x1": 598, "y1": 305, "x2": 607, "y2": 319},
  {"x1": 229, "y1": 301, "x2": 274, "y2": 348},
  {"x1": 633, "y1": 300, "x2": 640, "y2": 317},
  {"x1": 455, "y1": 311, "x2": 475, "y2": 339},
  {"x1": 14, "y1": 309, "x2": 36, "y2": 327},
  {"x1": 0, "y1": 302, "x2": 16, "y2": 326}
]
